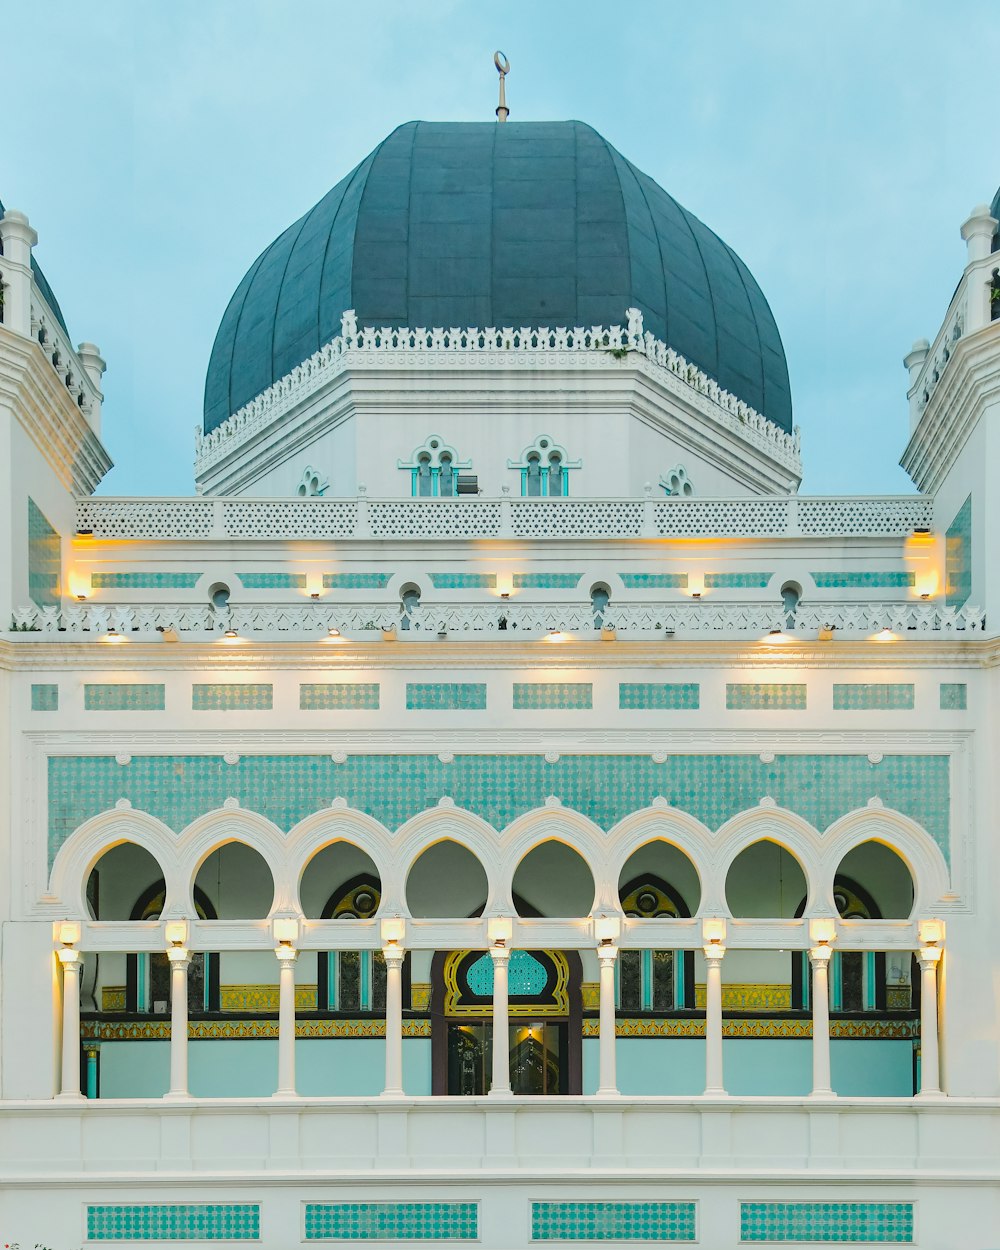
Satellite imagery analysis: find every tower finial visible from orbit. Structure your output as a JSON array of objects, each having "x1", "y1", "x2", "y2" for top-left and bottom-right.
[{"x1": 494, "y1": 51, "x2": 510, "y2": 123}]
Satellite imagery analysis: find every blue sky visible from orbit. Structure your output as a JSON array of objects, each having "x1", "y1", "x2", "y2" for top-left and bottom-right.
[{"x1": 2, "y1": 1, "x2": 997, "y2": 496}]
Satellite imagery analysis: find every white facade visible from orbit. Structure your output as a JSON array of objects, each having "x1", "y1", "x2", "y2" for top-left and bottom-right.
[{"x1": 1, "y1": 171, "x2": 999, "y2": 1249}]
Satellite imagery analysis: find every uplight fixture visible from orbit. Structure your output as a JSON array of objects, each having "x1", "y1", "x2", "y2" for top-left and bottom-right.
[
  {"x1": 224, "y1": 627, "x2": 239, "y2": 640},
  {"x1": 487, "y1": 915, "x2": 513, "y2": 947}
]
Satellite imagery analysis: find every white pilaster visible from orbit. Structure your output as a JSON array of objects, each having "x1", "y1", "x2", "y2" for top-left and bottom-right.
[
  {"x1": 382, "y1": 946, "x2": 405, "y2": 1096},
  {"x1": 165, "y1": 951, "x2": 191, "y2": 1100},
  {"x1": 703, "y1": 952, "x2": 725, "y2": 1096},
  {"x1": 918, "y1": 951, "x2": 943, "y2": 1098},
  {"x1": 489, "y1": 946, "x2": 512, "y2": 1097},
  {"x1": 56, "y1": 949, "x2": 83, "y2": 1101},
  {"x1": 809, "y1": 947, "x2": 834, "y2": 1097},
  {"x1": 275, "y1": 948, "x2": 298, "y2": 1097},
  {"x1": 596, "y1": 945, "x2": 619, "y2": 1096}
]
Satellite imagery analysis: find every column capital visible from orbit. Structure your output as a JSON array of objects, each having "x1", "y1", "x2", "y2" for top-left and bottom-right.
[
  {"x1": 275, "y1": 946, "x2": 298, "y2": 966},
  {"x1": 166, "y1": 949, "x2": 191, "y2": 969},
  {"x1": 702, "y1": 947, "x2": 726, "y2": 965},
  {"x1": 57, "y1": 947, "x2": 82, "y2": 968},
  {"x1": 382, "y1": 944, "x2": 406, "y2": 969},
  {"x1": 597, "y1": 945, "x2": 619, "y2": 966},
  {"x1": 489, "y1": 944, "x2": 512, "y2": 967},
  {"x1": 809, "y1": 945, "x2": 834, "y2": 966}
]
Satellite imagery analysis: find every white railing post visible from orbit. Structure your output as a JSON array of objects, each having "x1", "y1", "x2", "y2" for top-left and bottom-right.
[
  {"x1": 702, "y1": 919, "x2": 726, "y2": 1096},
  {"x1": 57, "y1": 949, "x2": 83, "y2": 1100},
  {"x1": 165, "y1": 946, "x2": 191, "y2": 1100},
  {"x1": 916, "y1": 921, "x2": 945, "y2": 1098},
  {"x1": 597, "y1": 945, "x2": 619, "y2": 1095}
]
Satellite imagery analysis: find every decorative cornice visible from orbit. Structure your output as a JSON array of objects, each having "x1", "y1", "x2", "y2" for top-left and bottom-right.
[{"x1": 194, "y1": 310, "x2": 801, "y2": 481}]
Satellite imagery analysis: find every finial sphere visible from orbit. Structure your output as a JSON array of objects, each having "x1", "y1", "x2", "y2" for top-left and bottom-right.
[{"x1": 494, "y1": 51, "x2": 510, "y2": 75}]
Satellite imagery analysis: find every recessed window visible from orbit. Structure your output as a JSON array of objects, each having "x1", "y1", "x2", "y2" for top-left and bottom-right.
[
  {"x1": 510, "y1": 436, "x2": 579, "y2": 497},
  {"x1": 399, "y1": 436, "x2": 470, "y2": 497}
]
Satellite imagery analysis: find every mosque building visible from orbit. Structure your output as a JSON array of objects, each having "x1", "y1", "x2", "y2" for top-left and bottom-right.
[{"x1": 1, "y1": 61, "x2": 999, "y2": 1248}]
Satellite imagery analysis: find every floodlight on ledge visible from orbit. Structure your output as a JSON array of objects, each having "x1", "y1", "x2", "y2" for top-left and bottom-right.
[
  {"x1": 103, "y1": 627, "x2": 125, "y2": 643},
  {"x1": 322, "y1": 626, "x2": 344, "y2": 643},
  {"x1": 381, "y1": 624, "x2": 397, "y2": 642},
  {"x1": 545, "y1": 628, "x2": 570, "y2": 642},
  {"x1": 872, "y1": 627, "x2": 896, "y2": 642},
  {"x1": 487, "y1": 915, "x2": 513, "y2": 947},
  {"x1": 763, "y1": 628, "x2": 791, "y2": 644},
  {"x1": 223, "y1": 627, "x2": 239, "y2": 640}
]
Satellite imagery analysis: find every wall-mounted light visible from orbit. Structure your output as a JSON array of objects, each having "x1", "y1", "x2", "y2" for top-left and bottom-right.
[
  {"x1": 702, "y1": 917, "x2": 726, "y2": 951},
  {"x1": 872, "y1": 627, "x2": 895, "y2": 641},
  {"x1": 809, "y1": 917, "x2": 837, "y2": 946},
  {"x1": 223, "y1": 627, "x2": 239, "y2": 640},
  {"x1": 380, "y1": 916, "x2": 406, "y2": 947},
  {"x1": 600, "y1": 626, "x2": 616, "y2": 641},
  {"x1": 500, "y1": 592, "x2": 510, "y2": 601},
  {"x1": 272, "y1": 917, "x2": 300, "y2": 950},
  {"x1": 58, "y1": 921, "x2": 81, "y2": 949},
  {"x1": 918, "y1": 918, "x2": 944, "y2": 957},
  {"x1": 381, "y1": 624, "x2": 397, "y2": 642},
  {"x1": 103, "y1": 627, "x2": 124, "y2": 643},
  {"x1": 487, "y1": 915, "x2": 513, "y2": 948},
  {"x1": 165, "y1": 920, "x2": 188, "y2": 948},
  {"x1": 818, "y1": 625, "x2": 835, "y2": 642},
  {"x1": 593, "y1": 915, "x2": 621, "y2": 945}
]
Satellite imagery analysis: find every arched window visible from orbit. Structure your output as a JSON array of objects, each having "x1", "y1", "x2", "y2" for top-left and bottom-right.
[
  {"x1": 617, "y1": 875, "x2": 694, "y2": 1012},
  {"x1": 125, "y1": 883, "x2": 219, "y2": 1014},
  {"x1": 509, "y1": 436, "x2": 580, "y2": 498},
  {"x1": 792, "y1": 876, "x2": 885, "y2": 1012},
  {"x1": 399, "y1": 437, "x2": 470, "y2": 498},
  {"x1": 659, "y1": 465, "x2": 694, "y2": 497},
  {"x1": 590, "y1": 583, "x2": 611, "y2": 629},
  {"x1": 296, "y1": 465, "x2": 328, "y2": 497},
  {"x1": 399, "y1": 582, "x2": 421, "y2": 631},
  {"x1": 316, "y1": 876, "x2": 405, "y2": 1013}
]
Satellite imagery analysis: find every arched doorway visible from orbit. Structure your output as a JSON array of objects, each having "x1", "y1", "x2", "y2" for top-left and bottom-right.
[{"x1": 430, "y1": 944, "x2": 582, "y2": 1095}]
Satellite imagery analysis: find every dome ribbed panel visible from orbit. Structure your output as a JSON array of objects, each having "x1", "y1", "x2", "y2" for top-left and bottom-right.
[{"x1": 202, "y1": 120, "x2": 793, "y2": 433}]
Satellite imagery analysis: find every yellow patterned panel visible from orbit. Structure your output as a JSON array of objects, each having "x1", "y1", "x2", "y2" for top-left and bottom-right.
[
  {"x1": 886, "y1": 987, "x2": 912, "y2": 1010},
  {"x1": 218, "y1": 984, "x2": 318, "y2": 1012},
  {"x1": 693, "y1": 983, "x2": 792, "y2": 1011},
  {"x1": 101, "y1": 987, "x2": 126, "y2": 1012},
  {"x1": 82, "y1": 1018, "x2": 433, "y2": 1041},
  {"x1": 582, "y1": 1017, "x2": 917, "y2": 1040},
  {"x1": 410, "y1": 982, "x2": 431, "y2": 1012},
  {"x1": 580, "y1": 982, "x2": 600, "y2": 1011}
]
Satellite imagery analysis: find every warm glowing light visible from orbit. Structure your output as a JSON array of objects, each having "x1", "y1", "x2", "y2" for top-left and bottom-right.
[
  {"x1": 702, "y1": 917, "x2": 726, "y2": 946},
  {"x1": 762, "y1": 628, "x2": 791, "y2": 644},
  {"x1": 918, "y1": 918, "x2": 944, "y2": 946},
  {"x1": 381, "y1": 625, "x2": 397, "y2": 641},
  {"x1": 58, "y1": 921, "x2": 81, "y2": 947},
  {"x1": 600, "y1": 626, "x2": 617, "y2": 641},
  {"x1": 273, "y1": 918, "x2": 300, "y2": 946},
  {"x1": 872, "y1": 627, "x2": 896, "y2": 641},
  {"x1": 164, "y1": 920, "x2": 188, "y2": 947},
  {"x1": 920, "y1": 945, "x2": 943, "y2": 964},
  {"x1": 306, "y1": 573, "x2": 323, "y2": 599},
  {"x1": 380, "y1": 916, "x2": 406, "y2": 946},
  {"x1": 68, "y1": 572, "x2": 92, "y2": 600},
  {"x1": 594, "y1": 915, "x2": 621, "y2": 944},
  {"x1": 103, "y1": 628, "x2": 125, "y2": 643},
  {"x1": 487, "y1": 915, "x2": 513, "y2": 946},
  {"x1": 322, "y1": 626, "x2": 344, "y2": 643},
  {"x1": 687, "y1": 573, "x2": 705, "y2": 598},
  {"x1": 545, "y1": 629, "x2": 570, "y2": 642},
  {"x1": 809, "y1": 917, "x2": 837, "y2": 946}
]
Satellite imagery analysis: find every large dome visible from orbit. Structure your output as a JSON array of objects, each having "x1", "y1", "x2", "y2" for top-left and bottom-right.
[{"x1": 204, "y1": 121, "x2": 791, "y2": 433}]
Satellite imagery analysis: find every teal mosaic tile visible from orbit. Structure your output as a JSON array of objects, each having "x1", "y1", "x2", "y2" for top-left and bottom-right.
[
  {"x1": 619, "y1": 572, "x2": 688, "y2": 589},
  {"x1": 91, "y1": 572, "x2": 202, "y2": 589},
  {"x1": 727, "y1": 683, "x2": 807, "y2": 710},
  {"x1": 514, "y1": 682, "x2": 593, "y2": 710},
  {"x1": 237, "y1": 571, "x2": 307, "y2": 589},
  {"x1": 31, "y1": 683, "x2": 58, "y2": 712},
  {"x1": 85, "y1": 684, "x2": 166, "y2": 712},
  {"x1": 301, "y1": 683, "x2": 380, "y2": 710},
  {"x1": 940, "y1": 682, "x2": 967, "y2": 710},
  {"x1": 740, "y1": 1201, "x2": 913, "y2": 1243},
  {"x1": 513, "y1": 572, "x2": 582, "y2": 589},
  {"x1": 619, "y1": 683, "x2": 700, "y2": 710},
  {"x1": 192, "y1": 684, "x2": 273, "y2": 711},
  {"x1": 531, "y1": 1201, "x2": 696, "y2": 1242},
  {"x1": 407, "y1": 682, "x2": 487, "y2": 710},
  {"x1": 833, "y1": 683, "x2": 914, "y2": 711},
  {"x1": 323, "y1": 572, "x2": 391, "y2": 590},
  {"x1": 46, "y1": 752, "x2": 952, "y2": 867},
  {"x1": 86, "y1": 1202, "x2": 260, "y2": 1241},
  {"x1": 428, "y1": 572, "x2": 497, "y2": 589},
  {"x1": 304, "y1": 1201, "x2": 477, "y2": 1241},
  {"x1": 946, "y1": 494, "x2": 972, "y2": 608},
  {"x1": 811, "y1": 571, "x2": 915, "y2": 589},
  {"x1": 705, "y1": 571, "x2": 774, "y2": 589},
  {"x1": 27, "y1": 497, "x2": 60, "y2": 607}
]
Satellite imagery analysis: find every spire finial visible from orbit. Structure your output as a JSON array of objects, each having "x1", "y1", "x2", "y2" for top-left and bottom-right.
[{"x1": 494, "y1": 51, "x2": 510, "y2": 123}]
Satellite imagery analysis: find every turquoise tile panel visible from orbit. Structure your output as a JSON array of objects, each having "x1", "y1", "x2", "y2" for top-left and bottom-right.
[
  {"x1": 192, "y1": 684, "x2": 273, "y2": 711},
  {"x1": 946, "y1": 494, "x2": 972, "y2": 608},
  {"x1": 31, "y1": 683, "x2": 58, "y2": 711},
  {"x1": 46, "y1": 752, "x2": 952, "y2": 867},
  {"x1": 513, "y1": 572, "x2": 582, "y2": 589},
  {"x1": 619, "y1": 683, "x2": 700, "y2": 710},
  {"x1": 91, "y1": 572, "x2": 202, "y2": 589},
  {"x1": 324, "y1": 572, "x2": 391, "y2": 590},
  {"x1": 304, "y1": 1201, "x2": 477, "y2": 1241},
  {"x1": 85, "y1": 684, "x2": 166, "y2": 712},
  {"x1": 739, "y1": 1201, "x2": 913, "y2": 1243},
  {"x1": 514, "y1": 682, "x2": 593, "y2": 709},
  {"x1": 86, "y1": 1202, "x2": 260, "y2": 1241},
  {"x1": 704, "y1": 571, "x2": 774, "y2": 588},
  {"x1": 531, "y1": 1201, "x2": 696, "y2": 1242},
  {"x1": 940, "y1": 682, "x2": 967, "y2": 710},
  {"x1": 727, "y1": 683, "x2": 807, "y2": 710},
  {"x1": 27, "y1": 497, "x2": 60, "y2": 607},
  {"x1": 811, "y1": 571, "x2": 915, "y2": 588},
  {"x1": 428, "y1": 572, "x2": 497, "y2": 589},
  {"x1": 407, "y1": 682, "x2": 488, "y2": 710},
  {"x1": 619, "y1": 573, "x2": 688, "y2": 589},
  {"x1": 300, "y1": 683, "x2": 380, "y2": 710},
  {"x1": 237, "y1": 572, "x2": 307, "y2": 589},
  {"x1": 833, "y1": 684, "x2": 914, "y2": 711}
]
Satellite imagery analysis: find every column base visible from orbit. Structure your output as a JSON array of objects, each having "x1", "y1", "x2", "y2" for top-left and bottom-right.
[
  {"x1": 272, "y1": 1089, "x2": 299, "y2": 1099},
  {"x1": 808, "y1": 1088, "x2": 837, "y2": 1100},
  {"x1": 702, "y1": 1087, "x2": 728, "y2": 1098},
  {"x1": 915, "y1": 1089, "x2": 946, "y2": 1101},
  {"x1": 380, "y1": 1088, "x2": 405, "y2": 1098},
  {"x1": 54, "y1": 1092, "x2": 86, "y2": 1103},
  {"x1": 488, "y1": 1087, "x2": 513, "y2": 1098},
  {"x1": 163, "y1": 1090, "x2": 193, "y2": 1102},
  {"x1": 594, "y1": 1087, "x2": 620, "y2": 1098}
]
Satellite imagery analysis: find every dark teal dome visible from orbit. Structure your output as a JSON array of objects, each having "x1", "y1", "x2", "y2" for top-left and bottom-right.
[
  {"x1": 0, "y1": 198, "x2": 69, "y2": 335},
  {"x1": 204, "y1": 121, "x2": 791, "y2": 433}
]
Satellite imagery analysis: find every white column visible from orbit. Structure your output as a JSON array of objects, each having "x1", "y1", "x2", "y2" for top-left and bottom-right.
[
  {"x1": 596, "y1": 945, "x2": 619, "y2": 1096},
  {"x1": 703, "y1": 950, "x2": 725, "y2": 1095},
  {"x1": 165, "y1": 951, "x2": 191, "y2": 1100},
  {"x1": 57, "y1": 949, "x2": 83, "y2": 1100},
  {"x1": 918, "y1": 951, "x2": 943, "y2": 1097},
  {"x1": 275, "y1": 947, "x2": 298, "y2": 1097},
  {"x1": 0, "y1": 209, "x2": 37, "y2": 337},
  {"x1": 382, "y1": 946, "x2": 405, "y2": 1096},
  {"x1": 810, "y1": 947, "x2": 834, "y2": 1097},
  {"x1": 489, "y1": 946, "x2": 511, "y2": 1096}
]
